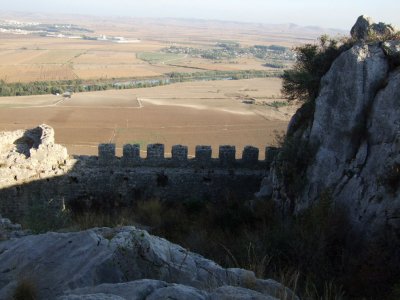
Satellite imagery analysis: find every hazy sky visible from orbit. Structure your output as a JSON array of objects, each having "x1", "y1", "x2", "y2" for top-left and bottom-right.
[{"x1": 2, "y1": 0, "x2": 399, "y2": 29}]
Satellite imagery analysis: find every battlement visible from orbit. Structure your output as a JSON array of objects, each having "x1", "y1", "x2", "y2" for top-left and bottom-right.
[
  {"x1": 98, "y1": 143, "x2": 273, "y2": 168},
  {"x1": 1, "y1": 125, "x2": 270, "y2": 219}
]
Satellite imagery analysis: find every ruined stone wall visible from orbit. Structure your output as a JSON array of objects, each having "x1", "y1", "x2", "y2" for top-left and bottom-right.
[{"x1": 0, "y1": 126, "x2": 274, "y2": 221}]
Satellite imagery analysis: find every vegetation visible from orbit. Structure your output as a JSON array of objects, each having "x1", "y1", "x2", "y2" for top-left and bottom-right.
[
  {"x1": 277, "y1": 30, "x2": 400, "y2": 207},
  {"x1": 281, "y1": 35, "x2": 353, "y2": 103},
  {"x1": 13, "y1": 279, "x2": 37, "y2": 300},
  {"x1": 136, "y1": 52, "x2": 186, "y2": 64},
  {"x1": 0, "y1": 69, "x2": 282, "y2": 97},
  {"x1": 282, "y1": 30, "x2": 400, "y2": 104},
  {"x1": 162, "y1": 43, "x2": 294, "y2": 63},
  {"x1": 268, "y1": 101, "x2": 289, "y2": 108},
  {"x1": 20, "y1": 190, "x2": 400, "y2": 299},
  {"x1": 22, "y1": 200, "x2": 71, "y2": 234}
]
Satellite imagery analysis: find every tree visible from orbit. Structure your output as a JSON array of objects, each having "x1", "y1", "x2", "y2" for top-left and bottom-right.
[{"x1": 281, "y1": 35, "x2": 353, "y2": 103}]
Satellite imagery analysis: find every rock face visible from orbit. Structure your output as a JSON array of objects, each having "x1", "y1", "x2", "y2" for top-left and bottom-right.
[
  {"x1": 268, "y1": 17, "x2": 400, "y2": 235},
  {"x1": 0, "y1": 124, "x2": 72, "y2": 189},
  {"x1": 350, "y1": 15, "x2": 396, "y2": 40},
  {"x1": 0, "y1": 227, "x2": 296, "y2": 300}
]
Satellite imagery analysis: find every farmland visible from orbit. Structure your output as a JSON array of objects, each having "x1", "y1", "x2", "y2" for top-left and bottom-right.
[
  {"x1": 0, "y1": 78, "x2": 297, "y2": 158},
  {"x1": 0, "y1": 13, "x2": 344, "y2": 84},
  {"x1": 0, "y1": 13, "x2": 332, "y2": 157}
]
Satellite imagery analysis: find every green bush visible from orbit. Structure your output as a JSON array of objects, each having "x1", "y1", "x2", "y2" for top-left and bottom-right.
[{"x1": 282, "y1": 35, "x2": 353, "y2": 103}]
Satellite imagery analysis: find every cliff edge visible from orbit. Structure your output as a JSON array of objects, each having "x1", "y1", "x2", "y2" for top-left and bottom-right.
[{"x1": 267, "y1": 16, "x2": 400, "y2": 235}]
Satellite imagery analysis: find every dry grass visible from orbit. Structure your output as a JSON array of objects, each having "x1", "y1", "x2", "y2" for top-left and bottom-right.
[
  {"x1": 170, "y1": 57, "x2": 269, "y2": 72},
  {"x1": 73, "y1": 64, "x2": 161, "y2": 79},
  {"x1": 0, "y1": 65, "x2": 77, "y2": 82},
  {"x1": 71, "y1": 50, "x2": 143, "y2": 64},
  {"x1": 25, "y1": 49, "x2": 84, "y2": 64}
]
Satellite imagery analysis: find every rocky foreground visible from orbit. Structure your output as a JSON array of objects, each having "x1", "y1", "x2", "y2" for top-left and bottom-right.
[{"x1": 0, "y1": 218, "x2": 296, "y2": 300}]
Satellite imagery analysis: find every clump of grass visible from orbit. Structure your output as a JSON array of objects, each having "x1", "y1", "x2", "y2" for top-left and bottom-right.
[
  {"x1": 268, "y1": 101, "x2": 289, "y2": 109},
  {"x1": 22, "y1": 200, "x2": 71, "y2": 234},
  {"x1": 13, "y1": 279, "x2": 37, "y2": 300}
]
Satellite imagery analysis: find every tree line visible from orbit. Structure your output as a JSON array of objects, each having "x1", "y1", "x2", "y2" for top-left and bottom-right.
[{"x1": 0, "y1": 70, "x2": 283, "y2": 97}]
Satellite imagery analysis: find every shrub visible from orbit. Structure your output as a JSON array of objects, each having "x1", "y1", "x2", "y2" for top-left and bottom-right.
[
  {"x1": 22, "y1": 200, "x2": 71, "y2": 234},
  {"x1": 281, "y1": 35, "x2": 353, "y2": 103}
]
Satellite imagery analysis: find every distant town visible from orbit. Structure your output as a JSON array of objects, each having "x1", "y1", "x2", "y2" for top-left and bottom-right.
[{"x1": 0, "y1": 19, "x2": 140, "y2": 43}]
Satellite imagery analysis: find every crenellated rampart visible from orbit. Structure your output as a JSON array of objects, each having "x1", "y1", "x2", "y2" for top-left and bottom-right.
[
  {"x1": 0, "y1": 125, "x2": 277, "y2": 221},
  {"x1": 97, "y1": 143, "x2": 274, "y2": 169}
]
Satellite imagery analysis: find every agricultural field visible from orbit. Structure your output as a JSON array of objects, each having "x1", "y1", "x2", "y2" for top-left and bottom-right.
[
  {"x1": 0, "y1": 78, "x2": 298, "y2": 158},
  {"x1": 0, "y1": 13, "x2": 344, "y2": 83},
  {"x1": 0, "y1": 13, "x2": 331, "y2": 158}
]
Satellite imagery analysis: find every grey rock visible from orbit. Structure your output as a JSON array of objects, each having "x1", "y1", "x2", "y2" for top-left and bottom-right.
[
  {"x1": 382, "y1": 40, "x2": 400, "y2": 65},
  {"x1": 59, "y1": 280, "x2": 168, "y2": 300},
  {"x1": 58, "y1": 281, "x2": 278, "y2": 300},
  {"x1": 351, "y1": 15, "x2": 396, "y2": 40},
  {"x1": 146, "y1": 284, "x2": 207, "y2": 300},
  {"x1": 350, "y1": 15, "x2": 373, "y2": 40},
  {"x1": 255, "y1": 177, "x2": 273, "y2": 198},
  {"x1": 0, "y1": 227, "x2": 293, "y2": 299},
  {"x1": 58, "y1": 294, "x2": 125, "y2": 300},
  {"x1": 210, "y1": 286, "x2": 276, "y2": 300},
  {"x1": 270, "y1": 18, "x2": 400, "y2": 236}
]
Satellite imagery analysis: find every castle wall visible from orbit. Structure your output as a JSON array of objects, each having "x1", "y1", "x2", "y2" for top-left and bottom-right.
[{"x1": 1, "y1": 142, "x2": 273, "y2": 221}]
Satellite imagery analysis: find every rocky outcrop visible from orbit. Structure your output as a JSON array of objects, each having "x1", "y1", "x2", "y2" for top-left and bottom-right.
[
  {"x1": 350, "y1": 15, "x2": 396, "y2": 41},
  {"x1": 266, "y1": 17, "x2": 400, "y2": 235},
  {"x1": 57, "y1": 280, "x2": 279, "y2": 300},
  {"x1": 0, "y1": 124, "x2": 73, "y2": 189},
  {"x1": 0, "y1": 227, "x2": 296, "y2": 300}
]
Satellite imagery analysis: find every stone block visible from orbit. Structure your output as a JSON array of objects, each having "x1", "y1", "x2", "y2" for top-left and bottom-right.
[
  {"x1": 195, "y1": 145, "x2": 212, "y2": 161},
  {"x1": 122, "y1": 144, "x2": 140, "y2": 165},
  {"x1": 242, "y1": 146, "x2": 259, "y2": 164},
  {"x1": 219, "y1": 145, "x2": 235, "y2": 165},
  {"x1": 147, "y1": 144, "x2": 164, "y2": 160},
  {"x1": 171, "y1": 145, "x2": 188, "y2": 161},
  {"x1": 98, "y1": 143, "x2": 116, "y2": 164}
]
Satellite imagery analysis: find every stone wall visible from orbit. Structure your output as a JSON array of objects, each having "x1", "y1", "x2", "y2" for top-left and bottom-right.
[
  {"x1": 98, "y1": 143, "x2": 268, "y2": 168},
  {"x1": 0, "y1": 125, "x2": 273, "y2": 221}
]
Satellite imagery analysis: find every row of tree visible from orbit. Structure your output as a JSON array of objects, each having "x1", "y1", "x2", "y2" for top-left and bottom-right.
[{"x1": 0, "y1": 70, "x2": 283, "y2": 97}]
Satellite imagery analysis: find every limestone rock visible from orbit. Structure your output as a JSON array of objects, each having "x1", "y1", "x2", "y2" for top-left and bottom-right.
[
  {"x1": 269, "y1": 18, "x2": 400, "y2": 235},
  {"x1": 351, "y1": 15, "x2": 396, "y2": 41},
  {"x1": 350, "y1": 15, "x2": 373, "y2": 40},
  {"x1": 255, "y1": 176, "x2": 273, "y2": 198},
  {"x1": 0, "y1": 227, "x2": 296, "y2": 300},
  {"x1": 382, "y1": 40, "x2": 400, "y2": 65},
  {"x1": 0, "y1": 124, "x2": 73, "y2": 189},
  {"x1": 57, "y1": 281, "x2": 277, "y2": 300}
]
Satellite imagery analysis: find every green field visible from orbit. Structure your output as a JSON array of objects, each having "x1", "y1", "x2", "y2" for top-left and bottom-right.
[{"x1": 137, "y1": 52, "x2": 186, "y2": 64}]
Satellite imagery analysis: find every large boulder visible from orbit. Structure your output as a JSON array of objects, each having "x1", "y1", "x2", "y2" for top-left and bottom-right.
[{"x1": 0, "y1": 226, "x2": 296, "y2": 299}]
